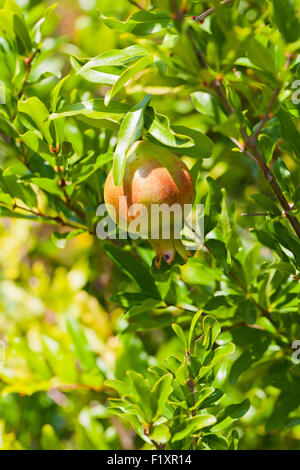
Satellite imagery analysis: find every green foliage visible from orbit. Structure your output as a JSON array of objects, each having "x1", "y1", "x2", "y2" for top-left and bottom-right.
[
  {"x1": 106, "y1": 313, "x2": 242, "y2": 450},
  {"x1": 0, "y1": 0, "x2": 300, "y2": 451}
]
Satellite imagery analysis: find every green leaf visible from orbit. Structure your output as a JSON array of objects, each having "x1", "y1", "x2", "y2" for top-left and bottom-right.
[
  {"x1": 51, "y1": 229, "x2": 85, "y2": 249},
  {"x1": 229, "y1": 429, "x2": 240, "y2": 450},
  {"x1": 171, "y1": 126, "x2": 213, "y2": 159},
  {"x1": 151, "y1": 373, "x2": 173, "y2": 420},
  {"x1": 258, "y1": 133, "x2": 278, "y2": 164},
  {"x1": 172, "y1": 415, "x2": 216, "y2": 442},
  {"x1": 113, "y1": 95, "x2": 151, "y2": 186},
  {"x1": 277, "y1": 108, "x2": 300, "y2": 159},
  {"x1": 236, "y1": 299, "x2": 257, "y2": 325},
  {"x1": 145, "y1": 109, "x2": 213, "y2": 158},
  {"x1": 103, "y1": 243, "x2": 160, "y2": 299},
  {"x1": 149, "y1": 424, "x2": 170, "y2": 444},
  {"x1": 271, "y1": 221, "x2": 300, "y2": 262},
  {"x1": 251, "y1": 229, "x2": 281, "y2": 252},
  {"x1": 125, "y1": 298, "x2": 164, "y2": 319},
  {"x1": 229, "y1": 339, "x2": 270, "y2": 384},
  {"x1": 76, "y1": 116, "x2": 120, "y2": 132},
  {"x1": 4, "y1": 0, "x2": 31, "y2": 54},
  {"x1": 71, "y1": 152, "x2": 113, "y2": 185},
  {"x1": 202, "y1": 433, "x2": 229, "y2": 450},
  {"x1": 127, "y1": 371, "x2": 152, "y2": 422},
  {"x1": 78, "y1": 45, "x2": 148, "y2": 71},
  {"x1": 31, "y1": 177, "x2": 61, "y2": 196},
  {"x1": 202, "y1": 315, "x2": 221, "y2": 350},
  {"x1": 99, "y1": 10, "x2": 173, "y2": 36},
  {"x1": 172, "y1": 323, "x2": 187, "y2": 348},
  {"x1": 266, "y1": 392, "x2": 300, "y2": 432},
  {"x1": 19, "y1": 131, "x2": 55, "y2": 166},
  {"x1": 122, "y1": 310, "x2": 174, "y2": 333},
  {"x1": 273, "y1": 0, "x2": 300, "y2": 43},
  {"x1": 13, "y1": 13, "x2": 31, "y2": 54},
  {"x1": 71, "y1": 56, "x2": 119, "y2": 85},
  {"x1": 105, "y1": 55, "x2": 153, "y2": 105},
  {"x1": 204, "y1": 177, "x2": 223, "y2": 235},
  {"x1": 51, "y1": 75, "x2": 70, "y2": 112},
  {"x1": 246, "y1": 38, "x2": 276, "y2": 74},
  {"x1": 251, "y1": 193, "x2": 281, "y2": 216},
  {"x1": 269, "y1": 262, "x2": 295, "y2": 275},
  {"x1": 205, "y1": 239, "x2": 231, "y2": 273},
  {"x1": 211, "y1": 399, "x2": 250, "y2": 433},
  {"x1": 203, "y1": 295, "x2": 231, "y2": 312},
  {"x1": 210, "y1": 342, "x2": 235, "y2": 368},
  {"x1": 49, "y1": 99, "x2": 130, "y2": 120},
  {"x1": 1, "y1": 172, "x2": 37, "y2": 208},
  {"x1": 4, "y1": 0, "x2": 25, "y2": 17},
  {"x1": 273, "y1": 158, "x2": 292, "y2": 194},
  {"x1": 18, "y1": 97, "x2": 52, "y2": 146},
  {"x1": 41, "y1": 424, "x2": 62, "y2": 451},
  {"x1": 0, "y1": 190, "x2": 13, "y2": 205},
  {"x1": 188, "y1": 310, "x2": 202, "y2": 353},
  {"x1": 105, "y1": 379, "x2": 131, "y2": 397},
  {"x1": 66, "y1": 316, "x2": 104, "y2": 381},
  {"x1": 189, "y1": 387, "x2": 215, "y2": 411},
  {"x1": 191, "y1": 91, "x2": 226, "y2": 121}
]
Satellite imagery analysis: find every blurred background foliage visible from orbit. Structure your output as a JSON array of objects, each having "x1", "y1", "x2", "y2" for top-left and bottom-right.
[{"x1": 0, "y1": 0, "x2": 300, "y2": 450}]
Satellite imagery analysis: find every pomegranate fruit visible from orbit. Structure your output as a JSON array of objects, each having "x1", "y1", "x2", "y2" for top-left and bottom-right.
[{"x1": 104, "y1": 140, "x2": 195, "y2": 268}]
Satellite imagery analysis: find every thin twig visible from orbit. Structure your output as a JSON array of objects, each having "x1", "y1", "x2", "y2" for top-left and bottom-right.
[
  {"x1": 18, "y1": 49, "x2": 40, "y2": 99},
  {"x1": 169, "y1": 0, "x2": 186, "y2": 24},
  {"x1": 186, "y1": 29, "x2": 208, "y2": 69},
  {"x1": 127, "y1": 0, "x2": 145, "y2": 9},
  {"x1": 193, "y1": 0, "x2": 236, "y2": 23},
  {"x1": 9, "y1": 202, "x2": 89, "y2": 232},
  {"x1": 211, "y1": 79, "x2": 234, "y2": 115},
  {"x1": 241, "y1": 212, "x2": 269, "y2": 217},
  {"x1": 229, "y1": 137, "x2": 257, "y2": 164},
  {"x1": 187, "y1": 28, "x2": 234, "y2": 114},
  {"x1": 53, "y1": 149, "x2": 86, "y2": 223}
]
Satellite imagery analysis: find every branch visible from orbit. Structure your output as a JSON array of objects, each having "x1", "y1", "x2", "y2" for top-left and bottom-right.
[
  {"x1": 187, "y1": 29, "x2": 234, "y2": 114},
  {"x1": 186, "y1": 26, "x2": 300, "y2": 239},
  {"x1": 246, "y1": 140, "x2": 300, "y2": 238},
  {"x1": 232, "y1": 131, "x2": 300, "y2": 238},
  {"x1": 19, "y1": 49, "x2": 40, "y2": 99},
  {"x1": 193, "y1": 0, "x2": 236, "y2": 23},
  {"x1": 212, "y1": 79, "x2": 234, "y2": 114},
  {"x1": 229, "y1": 137, "x2": 257, "y2": 164},
  {"x1": 52, "y1": 148, "x2": 86, "y2": 223},
  {"x1": 9, "y1": 202, "x2": 90, "y2": 232}
]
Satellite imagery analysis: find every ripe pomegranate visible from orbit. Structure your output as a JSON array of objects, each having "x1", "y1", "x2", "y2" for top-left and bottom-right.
[{"x1": 104, "y1": 140, "x2": 195, "y2": 268}]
